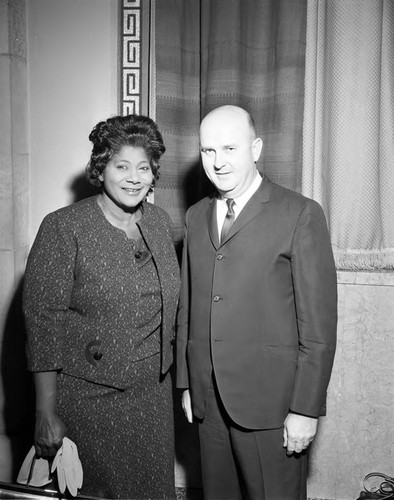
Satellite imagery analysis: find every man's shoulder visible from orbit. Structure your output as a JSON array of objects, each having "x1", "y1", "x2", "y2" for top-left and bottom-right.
[
  {"x1": 267, "y1": 178, "x2": 321, "y2": 211},
  {"x1": 186, "y1": 192, "x2": 216, "y2": 217}
]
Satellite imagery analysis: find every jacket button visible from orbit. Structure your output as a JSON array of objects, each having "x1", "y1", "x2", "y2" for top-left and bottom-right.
[
  {"x1": 93, "y1": 351, "x2": 103, "y2": 361},
  {"x1": 217, "y1": 254, "x2": 223, "y2": 260},
  {"x1": 170, "y1": 337, "x2": 176, "y2": 345},
  {"x1": 213, "y1": 295, "x2": 221, "y2": 302}
]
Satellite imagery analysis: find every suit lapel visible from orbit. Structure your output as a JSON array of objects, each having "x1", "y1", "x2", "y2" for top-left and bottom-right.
[
  {"x1": 220, "y1": 176, "x2": 272, "y2": 245},
  {"x1": 207, "y1": 196, "x2": 220, "y2": 250}
]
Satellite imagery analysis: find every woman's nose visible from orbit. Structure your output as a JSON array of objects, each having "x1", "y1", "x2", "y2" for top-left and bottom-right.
[{"x1": 126, "y1": 167, "x2": 140, "y2": 182}]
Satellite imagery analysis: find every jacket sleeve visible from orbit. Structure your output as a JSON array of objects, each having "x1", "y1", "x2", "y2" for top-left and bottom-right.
[
  {"x1": 289, "y1": 200, "x2": 337, "y2": 417},
  {"x1": 176, "y1": 210, "x2": 190, "y2": 389},
  {"x1": 23, "y1": 213, "x2": 76, "y2": 372}
]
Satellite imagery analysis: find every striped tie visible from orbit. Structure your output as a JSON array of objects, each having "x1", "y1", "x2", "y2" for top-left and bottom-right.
[{"x1": 220, "y1": 198, "x2": 235, "y2": 242}]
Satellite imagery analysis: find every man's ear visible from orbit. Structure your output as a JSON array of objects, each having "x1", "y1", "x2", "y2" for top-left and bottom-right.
[{"x1": 252, "y1": 137, "x2": 263, "y2": 162}]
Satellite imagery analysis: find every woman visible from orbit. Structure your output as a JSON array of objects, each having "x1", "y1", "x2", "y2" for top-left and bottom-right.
[{"x1": 23, "y1": 114, "x2": 180, "y2": 499}]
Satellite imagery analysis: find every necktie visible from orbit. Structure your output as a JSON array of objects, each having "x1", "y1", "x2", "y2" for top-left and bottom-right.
[{"x1": 220, "y1": 198, "x2": 235, "y2": 242}]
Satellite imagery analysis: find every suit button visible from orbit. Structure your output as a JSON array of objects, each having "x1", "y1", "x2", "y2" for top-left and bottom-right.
[
  {"x1": 170, "y1": 337, "x2": 176, "y2": 345},
  {"x1": 213, "y1": 295, "x2": 221, "y2": 302},
  {"x1": 93, "y1": 351, "x2": 103, "y2": 361},
  {"x1": 217, "y1": 254, "x2": 223, "y2": 260}
]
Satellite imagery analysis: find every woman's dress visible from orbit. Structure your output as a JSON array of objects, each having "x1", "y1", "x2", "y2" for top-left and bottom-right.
[{"x1": 23, "y1": 196, "x2": 180, "y2": 499}]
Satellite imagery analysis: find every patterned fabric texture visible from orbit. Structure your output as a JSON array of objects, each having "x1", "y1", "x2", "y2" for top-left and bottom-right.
[
  {"x1": 23, "y1": 196, "x2": 181, "y2": 498},
  {"x1": 57, "y1": 357, "x2": 175, "y2": 499},
  {"x1": 303, "y1": 0, "x2": 394, "y2": 269},
  {"x1": 23, "y1": 196, "x2": 180, "y2": 386},
  {"x1": 154, "y1": 0, "x2": 307, "y2": 245}
]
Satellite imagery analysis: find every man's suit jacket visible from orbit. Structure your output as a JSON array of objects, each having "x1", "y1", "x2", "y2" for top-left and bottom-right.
[{"x1": 177, "y1": 176, "x2": 337, "y2": 430}]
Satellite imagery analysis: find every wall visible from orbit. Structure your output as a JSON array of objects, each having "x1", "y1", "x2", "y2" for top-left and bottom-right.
[
  {"x1": 307, "y1": 271, "x2": 394, "y2": 500},
  {"x1": 0, "y1": 0, "x2": 29, "y2": 482},
  {"x1": 28, "y1": 0, "x2": 119, "y2": 238},
  {"x1": 0, "y1": 0, "x2": 119, "y2": 482}
]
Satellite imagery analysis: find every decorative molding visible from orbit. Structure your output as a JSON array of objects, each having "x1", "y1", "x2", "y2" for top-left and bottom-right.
[
  {"x1": 120, "y1": 0, "x2": 154, "y2": 202},
  {"x1": 121, "y1": 0, "x2": 152, "y2": 116}
]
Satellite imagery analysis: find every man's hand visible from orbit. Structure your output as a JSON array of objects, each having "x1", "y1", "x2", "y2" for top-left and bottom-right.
[
  {"x1": 181, "y1": 389, "x2": 193, "y2": 423},
  {"x1": 283, "y1": 413, "x2": 318, "y2": 455}
]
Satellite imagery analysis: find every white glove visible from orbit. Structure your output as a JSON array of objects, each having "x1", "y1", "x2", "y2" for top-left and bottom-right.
[
  {"x1": 51, "y1": 437, "x2": 83, "y2": 497},
  {"x1": 17, "y1": 446, "x2": 52, "y2": 487}
]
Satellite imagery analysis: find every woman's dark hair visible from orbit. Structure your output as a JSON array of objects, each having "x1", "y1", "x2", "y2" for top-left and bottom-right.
[{"x1": 86, "y1": 114, "x2": 165, "y2": 187}]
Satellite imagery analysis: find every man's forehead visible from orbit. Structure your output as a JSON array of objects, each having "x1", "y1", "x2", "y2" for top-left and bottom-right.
[{"x1": 201, "y1": 118, "x2": 251, "y2": 144}]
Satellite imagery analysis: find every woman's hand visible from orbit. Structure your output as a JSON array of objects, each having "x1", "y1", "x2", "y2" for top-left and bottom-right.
[
  {"x1": 33, "y1": 371, "x2": 67, "y2": 458},
  {"x1": 34, "y1": 411, "x2": 67, "y2": 458}
]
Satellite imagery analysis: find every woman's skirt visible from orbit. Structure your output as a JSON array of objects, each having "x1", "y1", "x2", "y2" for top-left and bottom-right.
[{"x1": 56, "y1": 352, "x2": 175, "y2": 499}]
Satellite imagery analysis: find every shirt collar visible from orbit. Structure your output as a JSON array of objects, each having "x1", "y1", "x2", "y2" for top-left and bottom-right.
[{"x1": 220, "y1": 172, "x2": 263, "y2": 212}]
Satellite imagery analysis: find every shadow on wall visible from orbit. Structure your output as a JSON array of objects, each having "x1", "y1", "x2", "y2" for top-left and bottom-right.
[
  {"x1": 1, "y1": 278, "x2": 34, "y2": 482},
  {"x1": 69, "y1": 171, "x2": 100, "y2": 203}
]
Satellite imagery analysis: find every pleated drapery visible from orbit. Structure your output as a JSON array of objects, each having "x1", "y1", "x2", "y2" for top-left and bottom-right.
[
  {"x1": 153, "y1": 0, "x2": 394, "y2": 269},
  {"x1": 154, "y1": 0, "x2": 307, "y2": 244},
  {"x1": 303, "y1": 0, "x2": 394, "y2": 269}
]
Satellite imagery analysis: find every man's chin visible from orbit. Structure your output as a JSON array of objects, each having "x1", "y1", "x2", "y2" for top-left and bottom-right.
[{"x1": 214, "y1": 180, "x2": 235, "y2": 193}]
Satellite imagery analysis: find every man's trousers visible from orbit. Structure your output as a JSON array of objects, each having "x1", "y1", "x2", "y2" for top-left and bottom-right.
[{"x1": 198, "y1": 377, "x2": 308, "y2": 500}]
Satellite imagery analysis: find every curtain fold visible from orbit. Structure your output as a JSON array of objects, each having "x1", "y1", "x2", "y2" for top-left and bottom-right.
[
  {"x1": 200, "y1": 0, "x2": 307, "y2": 192},
  {"x1": 303, "y1": 0, "x2": 394, "y2": 269},
  {"x1": 155, "y1": 0, "x2": 307, "y2": 245},
  {"x1": 154, "y1": 0, "x2": 202, "y2": 244}
]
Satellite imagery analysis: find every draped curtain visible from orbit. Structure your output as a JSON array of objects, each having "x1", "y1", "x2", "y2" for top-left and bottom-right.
[
  {"x1": 153, "y1": 0, "x2": 394, "y2": 269},
  {"x1": 303, "y1": 0, "x2": 394, "y2": 269},
  {"x1": 154, "y1": 0, "x2": 307, "y2": 244}
]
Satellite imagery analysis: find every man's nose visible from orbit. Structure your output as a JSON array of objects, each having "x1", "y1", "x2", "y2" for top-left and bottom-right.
[{"x1": 213, "y1": 152, "x2": 225, "y2": 170}]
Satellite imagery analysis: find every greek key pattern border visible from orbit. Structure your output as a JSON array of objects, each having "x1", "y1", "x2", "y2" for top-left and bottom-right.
[{"x1": 121, "y1": 0, "x2": 141, "y2": 115}]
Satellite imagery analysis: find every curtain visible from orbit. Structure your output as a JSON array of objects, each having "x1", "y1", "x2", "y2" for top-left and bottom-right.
[
  {"x1": 303, "y1": 0, "x2": 394, "y2": 269},
  {"x1": 154, "y1": 0, "x2": 307, "y2": 245},
  {"x1": 154, "y1": 0, "x2": 202, "y2": 245}
]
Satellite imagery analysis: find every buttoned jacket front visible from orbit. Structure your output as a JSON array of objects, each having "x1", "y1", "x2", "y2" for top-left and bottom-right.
[
  {"x1": 177, "y1": 176, "x2": 337, "y2": 429},
  {"x1": 24, "y1": 196, "x2": 180, "y2": 389}
]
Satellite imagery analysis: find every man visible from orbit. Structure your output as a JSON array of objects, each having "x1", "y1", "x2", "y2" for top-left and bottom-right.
[{"x1": 176, "y1": 105, "x2": 337, "y2": 500}]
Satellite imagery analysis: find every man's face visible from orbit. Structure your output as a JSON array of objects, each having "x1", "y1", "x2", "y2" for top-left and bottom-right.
[{"x1": 200, "y1": 109, "x2": 262, "y2": 198}]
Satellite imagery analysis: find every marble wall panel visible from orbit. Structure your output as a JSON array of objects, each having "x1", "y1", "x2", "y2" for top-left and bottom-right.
[
  {"x1": 0, "y1": 0, "x2": 30, "y2": 484},
  {"x1": 0, "y1": 0, "x2": 10, "y2": 53},
  {"x1": 0, "y1": 177, "x2": 13, "y2": 251},
  {"x1": 12, "y1": 153, "x2": 29, "y2": 249},
  {"x1": 307, "y1": 271, "x2": 394, "y2": 499},
  {"x1": 10, "y1": 58, "x2": 28, "y2": 156},
  {"x1": 0, "y1": 56, "x2": 12, "y2": 159},
  {"x1": 8, "y1": 0, "x2": 26, "y2": 59}
]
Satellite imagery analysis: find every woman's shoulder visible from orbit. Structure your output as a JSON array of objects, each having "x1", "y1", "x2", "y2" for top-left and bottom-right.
[
  {"x1": 44, "y1": 196, "x2": 99, "y2": 223},
  {"x1": 142, "y1": 201, "x2": 172, "y2": 224},
  {"x1": 37, "y1": 196, "x2": 101, "y2": 239}
]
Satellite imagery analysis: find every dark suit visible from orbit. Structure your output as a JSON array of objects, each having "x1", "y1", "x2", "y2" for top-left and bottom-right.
[{"x1": 177, "y1": 176, "x2": 337, "y2": 498}]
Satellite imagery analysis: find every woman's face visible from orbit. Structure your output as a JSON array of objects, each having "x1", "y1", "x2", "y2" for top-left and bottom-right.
[{"x1": 99, "y1": 145, "x2": 154, "y2": 210}]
